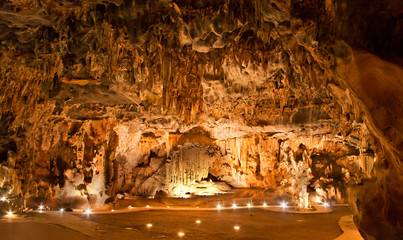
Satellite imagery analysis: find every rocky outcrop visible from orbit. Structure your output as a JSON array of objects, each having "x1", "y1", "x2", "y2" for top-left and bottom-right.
[
  {"x1": 0, "y1": 0, "x2": 401, "y2": 239},
  {"x1": 331, "y1": 49, "x2": 403, "y2": 240}
]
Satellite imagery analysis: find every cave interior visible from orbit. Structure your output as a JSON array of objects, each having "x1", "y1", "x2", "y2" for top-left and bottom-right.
[{"x1": 0, "y1": 0, "x2": 402, "y2": 239}]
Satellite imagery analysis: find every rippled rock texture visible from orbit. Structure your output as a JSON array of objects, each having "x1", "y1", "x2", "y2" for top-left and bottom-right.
[{"x1": 0, "y1": 0, "x2": 401, "y2": 239}]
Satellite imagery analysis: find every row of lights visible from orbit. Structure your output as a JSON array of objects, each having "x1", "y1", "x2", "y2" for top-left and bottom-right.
[
  {"x1": 218, "y1": 201, "x2": 328, "y2": 209},
  {"x1": 29, "y1": 201, "x2": 330, "y2": 216},
  {"x1": 38, "y1": 205, "x2": 66, "y2": 213},
  {"x1": 114, "y1": 201, "x2": 328, "y2": 212},
  {"x1": 86, "y1": 201, "x2": 329, "y2": 213},
  {"x1": 118, "y1": 203, "x2": 271, "y2": 211},
  {"x1": 219, "y1": 202, "x2": 270, "y2": 210}
]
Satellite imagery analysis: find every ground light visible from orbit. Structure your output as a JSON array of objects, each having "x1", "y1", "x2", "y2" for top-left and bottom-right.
[
  {"x1": 146, "y1": 205, "x2": 150, "y2": 208},
  {"x1": 195, "y1": 220, "x2": 201, "y2": 224},
  {"x1": 178, "y1": 232, "x2": 185, "y2": 237},
  {"x1": 38, "y1": 205, "x2": 44, "y2": 210},
  {"x1": 263, "y1": 203, "x2": 267, "y2": 207},
  {"x1": 232, "y1": 203, "x2": 237, "y2": 208},
  {"x1": 247, "y1": 203, "x2": 252, "y2": 208},
  {"x1": 59, "y1": 208, "x2": 64, "y2": 212},
  {"x1": 1, "y1": 197, "x2": 6, "y2": 202},
  {"x1": 323, "y1": 202, "x2": 329, "y2": 207},
  {"x1": 146, "y1": 223, "x2": 152, "y2": 227},
  {"x1": 6, "y1": 211, "x2": 14, "y2": 218},
  {"x1": 216, "y1": 204, "x2": 222, "y2": 210},
  {"x1": 281, "y1": 202, "x2": 287, "y2": 208},
  {"x1": 84, "y1": 209, "x2": 92, "y2": 214},
  {"x1": 233, "y1": 226, "x2": 240, "y2": 230},
  {"x1": 111, "y1": 209, "x2": 115, "y2": 212}
]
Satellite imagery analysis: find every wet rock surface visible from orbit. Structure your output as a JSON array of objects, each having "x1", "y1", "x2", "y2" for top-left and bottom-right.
[{"x1": 0, "y1": 0, "x2": 402, "y2": 239}]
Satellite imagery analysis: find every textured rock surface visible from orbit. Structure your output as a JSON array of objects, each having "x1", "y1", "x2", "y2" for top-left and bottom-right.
[
  {"x1": 0, "y1": 0, "x2": 401, "y2": 239},
  {"x1": 333, "y1": 49, "x2": 403, "y2": 240}
]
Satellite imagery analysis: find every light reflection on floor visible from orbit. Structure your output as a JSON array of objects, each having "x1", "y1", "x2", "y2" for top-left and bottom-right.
[
  {"x1": 0, "y1": 201, "x2": 351, "y2": 240},
  {"x1": 81, "y1": 207, "x2": 351, "y2": 240}
]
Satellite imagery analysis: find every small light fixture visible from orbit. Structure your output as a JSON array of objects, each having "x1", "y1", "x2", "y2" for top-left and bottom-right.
[
  {"x1": 323, "y1": 202, "x2": 329, "y2": 207},
  {"x1": 111, "y1": 209, "x2": 115, "y2": 212},
  {"x1": 60, "y1": 208, "x2": 64, "y2": 212},
  {"x1": 280, "y1": 202, "x2": 287, "y2": 208},
  {"x1": 167, "y1": 206, "x2": 170, "y2": 208},
  {"x1": 84, "y1": 208, "x2": 92, "y2": 214},
  {"x1": 0, "y1": 197, "x2": 6, "y2": 202},
  {"x1": 195, "y1": 220, "x2": 201, "y2": 224},
  {"x1": 6, "y1": 211, "x2": 14, "y2": 218},
  {"x1": 263, "y1": 203, "x2": 267, "y2": 207},
  {"x1": 232, "y1": 203, "x2": 237, "y2": 208},
  {"x1": 128, "y1": 205, "x2": 133, "y2": 209},
  {"x1": 216, "y1": 204, "x2": 222, "y2": 210},
  {"x1": 146, "y1": 205, "x2": 150, "y2": 208},
  {"x1": 178, "y1": 232, "x2": 185, "y2": 237},
  {"x1": 146, "y1": 223, "x2": 153, "y2": 227},
  {"x1": 247, "y1": 203, "x2": 252, "y2": 208},
  {"x1": 233, "y1": 226, "x2": 240, "y2": 230},
  {"x1": 38, "y1": 205, "x2": 44, "y2": 210}
]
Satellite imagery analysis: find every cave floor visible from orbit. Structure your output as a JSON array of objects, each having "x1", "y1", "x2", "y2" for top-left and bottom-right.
[{"x1": 0, "y1": 206, "x2": 352, "y2": 240}]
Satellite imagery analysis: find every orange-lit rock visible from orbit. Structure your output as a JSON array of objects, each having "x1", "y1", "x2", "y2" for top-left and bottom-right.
[{"x1": 332, "y1": 48, "x2": 403, "y2": 240}]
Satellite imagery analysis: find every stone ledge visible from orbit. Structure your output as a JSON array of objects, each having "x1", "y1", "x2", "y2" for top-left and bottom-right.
[{"x1": 334, "y1": 215, "x2": 363, "y2": 240}]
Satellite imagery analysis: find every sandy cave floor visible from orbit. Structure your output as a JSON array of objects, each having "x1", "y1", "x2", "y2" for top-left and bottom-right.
[{"x1": 0, "y1": 206, "x2": 352, "y2": 240}]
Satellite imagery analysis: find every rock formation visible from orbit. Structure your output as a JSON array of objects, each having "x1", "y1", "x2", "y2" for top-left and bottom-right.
[{"x1": 0, "y1": 0, "x2": 401, "y2": 239}]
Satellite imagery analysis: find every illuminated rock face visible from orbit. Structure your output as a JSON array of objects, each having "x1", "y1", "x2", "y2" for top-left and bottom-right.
[
  {"x1": 0, "y1": 0, "x2": 401, "y2": 239},
  {"x1": 333, "y1": 50, "x2": 403, "y2": 240}
]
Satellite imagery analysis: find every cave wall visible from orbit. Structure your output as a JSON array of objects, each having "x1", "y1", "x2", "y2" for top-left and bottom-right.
[
  {"x1": 331, "y1": 49, "x2": 403, "y2": 240},
  {"x1": 315, "y1": 1, "x2": 403, "y2": 238},
  {"x1": 0, "y1": 0, "x2": 401, "y2": 239}
]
